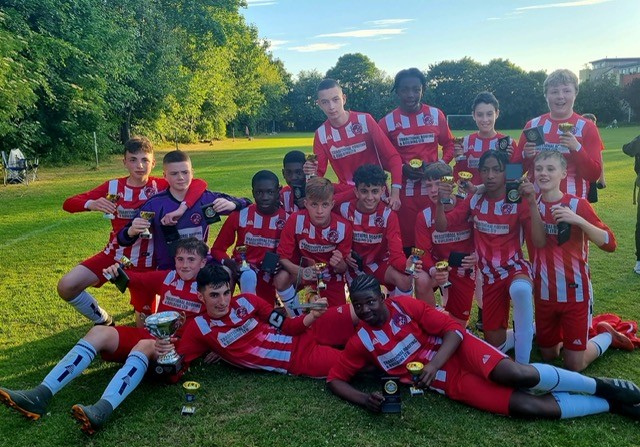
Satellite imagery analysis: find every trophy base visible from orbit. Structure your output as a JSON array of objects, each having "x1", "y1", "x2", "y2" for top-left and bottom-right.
[
  {"x1": 455, "y1": 193, "x2": 467, "y2": 200},
  {"x1": 409, "y1": 386, "x2": 424, "y2": 396},
  {"x1": 104, "y1": 214, "x2": 115, "y2": 220},
  {"x1": 152, "y1": 357, "x2": 183, "y2": 377},
  {"x1": 181, "y1": 405, "x2": 196, "y2": 416},
  {"x1": 140, "y1": 233, "x2": 152, "y2": 240}
]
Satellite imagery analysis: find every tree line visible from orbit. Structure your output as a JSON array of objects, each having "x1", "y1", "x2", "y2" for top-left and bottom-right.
[{"x1": 1, "y1": 1, "x2": 637, "y2": 160}]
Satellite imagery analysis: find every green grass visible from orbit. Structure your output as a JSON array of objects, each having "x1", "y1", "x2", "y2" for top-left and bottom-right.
[{"x1": 1, "y1": 129, "x2": 639, "y2": 447}]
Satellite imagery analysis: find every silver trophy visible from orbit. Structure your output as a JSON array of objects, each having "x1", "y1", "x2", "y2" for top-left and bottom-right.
[{"x1": 144, "y1": 311, "x2": 185, "y2": 365}]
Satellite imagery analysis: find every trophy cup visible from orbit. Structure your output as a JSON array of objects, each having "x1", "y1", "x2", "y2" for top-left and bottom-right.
[
  {"x1": 406, "y1": 361, "x2": 425, "y2": 396},
  {"x1": 409, "y1": 158, "x2": 423, "y2": 170},
  {"x1": 236, "y1": 245, "x2": 250, "y2": 271},
  {"x1": 182, "y1": 381, "x2": 200, "y2": 416},
  {"x1": 145, "y1": 311, "x2": 185, "y2": 374},
  {"x1": 559, "y1": 122, "x2": 573, "y2": 134},
  {"x1": 139, "y1": 211, "x2": 156, "y2": 239},
  {"x1": 119, "y1": 255, "x2": 133, "y2": 268},
  {"x1": 103, "y1": 194, "x2": 120, "y2": 219},
  {"x1": 456, "y1": 171, "x2": 473, "y2": 200},
  {"x1": 292, "y1": 286, "x2": 328, "y2": 311},
  {"x1": 305, "y1": 153, "x2": 318, "y2": 180},
  {"x1": 435, "y1": 260, "x2": 452, "y2": 289},
  {"x1": 439, "y1": 175, "x2": 454, "y2": 205},
  {"x1": 314, "y1": 262, "x2": 327, "y2": 291},
  {"x1": 405, "y1": 248, "x2": 424, "y2": 275},
  {"x1": 453, "y1": 137, "x2": 466, "y2": 162}
]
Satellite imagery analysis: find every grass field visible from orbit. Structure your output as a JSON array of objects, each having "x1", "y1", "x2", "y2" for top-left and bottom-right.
[{"x1": 1, "y1": 128, "x2": 639, "y2": 447}]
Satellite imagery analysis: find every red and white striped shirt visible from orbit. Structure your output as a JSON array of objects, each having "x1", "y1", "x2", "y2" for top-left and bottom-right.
[
  {"x1": 379, "y1": 104, "x2": 455, "y2": 168},
  {"x1": 415, "y1": 200, "x2": 474, "y2": 270},
  {"x1": 446, "y1": 193, "x2": 532, "y2": 283},
  {"x1": 314, "y1": 111, "x2": 403, "y2": 187},
  {"x1": 327, "y1": 296, "x2": 463, "y2": 384},
  {"x1": 515, "y1": 113, "x2": 603, "y2": 198},
  {"x1": 531, "y1": 194, "x2": 616, "y2": 303},
  {"x1": 277, "y1": 210, "x2": 352, "y2": 279},
  {"x1": 280, "y1": 185, "x2": 300, "y2": 215},
  {"x1": 177, "y1": 293, "x2": 310, "y2": 373},
  {"x1": 211, "y1": 204, "x2": 288, "y2": 268},
  {"x1": 337, "y1": 200, "x2": 406, "y2": 273},
  {"x1": 453, "y1": 132, "x2": 509, "y2": 184}
]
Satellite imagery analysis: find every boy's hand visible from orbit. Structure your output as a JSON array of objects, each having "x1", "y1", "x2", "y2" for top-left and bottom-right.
[
  {"x1": 309, "y1": 297, "x2": 329, "y2": 319},
  {"x1": 161, "y1": 203, "x2": 187, "y2": 225},
  {"x1": 522, "y1": 142, "x2": 537, "y2": 159},
  {"x1": 211, "y1": 198, "x2": 236, "y2": 213},
  {"x1": 387, "y1": 188, "x2": 401, "y2": 211},
  {"x1": 461, "y1": 253, "x2": 477, "y2": 270},
  {"x1": 438, "y1": 182, "x2": 454, "y2": 201},
  {"x1": 154, "y1": 338, "x2": 176, "y2": 356},
  {"x1": 102, "y1": 263, "x2": 121, "y2": 279},
  {"x1": 417, "y1": 363, "x2": 439, "y2": 388},
  {"x1": 551, "y1": 205, "x2": 583, "y2": 226},
  {"x1": 294, "y1": 197, "x2": 306, "y2": 210},
  {"x1": 429, "y1": 266, "x2": 450, "y2": 286},
  {"x1": 128, "y1": 217, "x2": 150, "y2": 237},
  {"x1": 345, "y1": 254, "x2": 359, "y2": 271},
  {"x1": 363, "y1": 391, "x2": 385, "y2": 413},
  {"x1": 329, "y1": 250, "x2": 344, "y2": 268},
  {"x1": 453, "y1": 141, "x2": 464, "y2": 157},
  {"x1": 519, "y1": 178, "x2": 536, "y2": 203},
  {"x1": 402, "y1": 164, "x2": 423, "y2": 180},
  {"x1": 223, "y1": 258, "x2": 241, "y2": 278},
  {"x1": 203, "y1": 351, "x2": 221, "y2": 365},
  {"x1": 507, "y1": 141, "x2": 515, "y2": 158},
  {"x1": 87, "y1": 197, "x2": 117, "y2": 214},
  {"x1": 303, "y1": 160, "x2": 318, "y2": 177},
  {"x1": 559, "y1": 132, "x2": 580, "y2": 152}
]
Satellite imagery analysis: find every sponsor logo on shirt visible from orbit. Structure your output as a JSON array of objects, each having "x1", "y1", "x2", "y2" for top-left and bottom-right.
[
  {"x1": 376, "y1": 334, "x2": 421, "y2": 371},
  {"x1": 537, "y1": 143, "x2": 570, "y2": 153},
  {"x1": 327, "y1": 229, "x2": 340, "y2": 243},
  {"x1": 329, "y1": 142, "x2": 367, "y2": 160},
  {"x1": 397, "y1": 132, "x2": 435, "y2": 147},
  {"x1": 432, "y1": 230, "x2": 471, "y2": 244},
  {"x1": 245, "y1": 232, "x2": 278, "y2": 249},
  {"x1": 299, "y1": 240, "x2": 335, "y2": 253},
  {"x1": 235, "y1": 306, "x2": 248, "y2": 319},
  {"x1": 178, "y1": 227, "x2": 204, "y2": 241},
  {"x1": 353, "y1": 231, "x2": 383, "y2": 244},
  {"x1": 117, "y1": 207, "x2": 138, "y2": 220},
  {"x1": 191, "y1": 213, "x2": 202, "y2": 225},
  {"x1": 163, "y1": 293, "x2": 202, "y2": 314},
  {"x1": 217, "y1": 318, "x2": 258, "y2": 347},
  {"x1": 474, "y1": 219, "x2": 510, "y2": 235},
  {"x1": 351, "y1": 123, "x2": 363, "y2": 135}
]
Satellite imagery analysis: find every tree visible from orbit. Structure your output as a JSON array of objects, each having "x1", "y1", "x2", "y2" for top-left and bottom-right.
[
  {"x1": 623, "y1": 78, "x2": 640, "y2": 122},
  {"x1": 575, "y1": 77, "x2": 624, "y2": 124},
  {"x1": 326, "y1": 53, "x2": 383, "y2": 115},
  {"x1": 286, "y1": 70, "x2": 325, "y2": 131}
]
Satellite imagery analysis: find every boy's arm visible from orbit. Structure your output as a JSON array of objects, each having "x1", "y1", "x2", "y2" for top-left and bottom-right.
[
  {"x1": 386, "y1": 211, "x2": 411, "y2": 273},
  {"x1": 161, "y1": 178, "x2": 209, "y2": 225},
  {"x1": 414, "y1": 211, "x2": 436, "y2": 272},
  {"x1": 437, "y1": 110, "x2": 455, "y2": 163},
  {"x1": 368, "y1": 116, "x2": 403, "y2": 206},
  {"x1": 520, "y1": 181, "x2": 546, "y2": 248},
  {"x1": 331, "y1": 222, "x2": 352, "y2": 274},
  {"x1": 276, "y1": 217, "x2": 300, "y2": 277},
  {"x1": 207, "y1": 191, "x2": 252, "y2": 215},
  {"x1": 117, "y1": 203, "x2": 151, "y2": 246},
  {"x1": 313, "y1": 132, "x2": 329, "y2": 178},
  {"x1": 570, "y1": 122, "x2": 603, "y2": 182},
  {"x1": 210, "y1": 212, "x2": 240, "y2": 261},
  {"x1": 564, "y1": 199, "x2": 616, "y2": 251},
  {"x1": 62, "y1": 180, "x2": 112, "y2": 213}
]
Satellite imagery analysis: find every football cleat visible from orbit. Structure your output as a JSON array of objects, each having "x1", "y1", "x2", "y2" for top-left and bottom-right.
[{"x1": 0, "y1": 385, "x2": 52, "y2": 420}]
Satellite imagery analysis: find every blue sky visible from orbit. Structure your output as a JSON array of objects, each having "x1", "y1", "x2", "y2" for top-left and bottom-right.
[{"x1": 242, "y1": 0, "x2": 639, "y2": 78}]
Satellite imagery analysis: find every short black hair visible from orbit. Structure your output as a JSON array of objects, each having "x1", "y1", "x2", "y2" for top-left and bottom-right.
[
  {"x1": 196, "y1": 264, "x2": 231, "y2": 293},
  {"x1": 478, "y1": 149, "x2": 509, "y2": 171},
  {"x1": 174, "y1": 237, "x2": 208, "y2": 259},
  {"x1": 392, "y1": 68, "x2": 427, "y2": 93},
  {"x1": 349, "y1": 274, "x2": 383, "y2": 297},
  {"x1": 163, "y1": 150, "x2": 190, "y2": 165},
  {"x1": 283, "y1": 150, "x2": 306, "y2": 166},
  {"x1": 252, "y1": 170, "x2": 279, "y2": 188},
  {"x1": 423, "y1": 162, "x2": 453, "y2": 181},
  {"x1": 472, "y1": 91, "x2": 499, "y2": 113},
  {"x1": 317, "y1": 78, "x2": 341, "y2": 92},
  {"x1": 353, "y1": 164, "x2": 387, "y2": 187}
]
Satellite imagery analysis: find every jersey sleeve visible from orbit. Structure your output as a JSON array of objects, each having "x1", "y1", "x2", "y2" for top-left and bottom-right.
[
  {"x1": 326, "y1": 335, "x2": 372, "y2": 383},
  {"x1": 414, "y1": 211, "x2": 436, "y2": 271},
  {"x1": 277, "y1": 214, "x2": 298, "y2": 261},
  {"x1": 210, "y1": 211, "x2": 240, "y2": 261},
  {"x1": 386, "y1": 211, "x2": 408, "y2": 273},
  {"x1": 368, "y1": 115, "x2": 404, "y2": 186},
  {"x1": 176, "y1": 318, "x2": 213, "y2": 366},
  {"x1": 573, "y1": 121, "x2": 603, "y2": 182},
  {"x1": 183, "y1": 178, "x2": 208, "y2": 208},
  {"x1": 62, "y1": 180, "x2": 111, "y2": 213},
  {"x1": 207, "y1": 191, "x2": 252, "y2": 214},
  {"x1": 313, "y1": 131, "x2": 329, "y2": 178},
  {"x1": 336, "y1": 219, "x2": 353, "y2": 259},
  {"x1": 577, "y1": 198, "x2": 617, "y2": 251},
  {"x1": 438, "y1": 110, "x2": 455, "y2": 163}
]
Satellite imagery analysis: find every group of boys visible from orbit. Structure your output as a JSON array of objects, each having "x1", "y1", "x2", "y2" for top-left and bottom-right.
[{"x1": 2, "y1": 71, "x2": 640, "y2": 435}]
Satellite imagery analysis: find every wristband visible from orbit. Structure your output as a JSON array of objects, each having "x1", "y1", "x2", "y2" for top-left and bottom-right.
[
  {"x1": 391, "y1": 184, "x2": 402, "y2": 190},
  {"x1": 84, "y1": 200, "x2": 93, "y2": 210}
]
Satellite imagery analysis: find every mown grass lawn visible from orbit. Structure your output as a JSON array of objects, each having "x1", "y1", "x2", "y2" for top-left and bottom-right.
[{"x1": 0, "y1": 128, "x2": 639, "y2": 447}]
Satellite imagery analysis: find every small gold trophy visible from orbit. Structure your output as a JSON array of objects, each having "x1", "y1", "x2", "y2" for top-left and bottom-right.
[
  {"x1": 103, "y1": 193, "x2": 120, "y2": 219},
  {"x1": 139, "y1": 211, "x2": 156, "y2": 239},
  {"x1": 453, "y1": 136, "x2": 466, "y2": 162},
  {"x1": 405, "y1": 248, "x2": 425, "y2": 275},
  {"x1": 409, "y1": 158, "x2": 423, "y2": 169},
  {"x1": 456, "y1": 171, "x2": 473, "y2": 199},
  {"x1": 236, "y1": 245, "x2": 250, "y2": 271},
  {"x1": 559, "y1": 122, "x2": 573, "y2": 134},
  {"x1": 119, "y1": 256, "x2": 133, "y2": 268},
  {"x1": 406, "y1": 361, "x2": 425, "y2": 396},
  {"x1": 435, "y1": 260, "x2": 452, "y2": 289},
  {"x1": 314, "y1": 262, "x2": 327, "y2": 291},
  {"x1": 182, "y1": 381, "x2": 200, "y2": 416},
  {"x1": 439, "y1": 176, "x2": 455, "y2": 205},
  {"x1": 306, "y1": 153, "x2": 318, "y2": 180},
  {"x1": 293, "y1": 286, "x2": 328, "y2": 311}
]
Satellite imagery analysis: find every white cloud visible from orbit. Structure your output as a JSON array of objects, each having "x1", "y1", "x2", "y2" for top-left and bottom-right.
[
  {"x1": 266, "y1": 39, "x2": 288, "y2": 50},
  {"x1": 316, "y1": 29, "x2": 405, "y2": 38},
  {"x1": 246, "y1": 0, "x2": 277, "y2": 6},
  {"x1": 366, "y1": 19, "x2": 414, "y2": 27},
  {"x1": 486, "y1": 17, "x2": 501, "y2": 20},
  {"x1": 516, "y1": 0, "x2": 612, "y2": 11},
  {"x1": 289, "y1": 43, "x2": 347, "y2": 53}
]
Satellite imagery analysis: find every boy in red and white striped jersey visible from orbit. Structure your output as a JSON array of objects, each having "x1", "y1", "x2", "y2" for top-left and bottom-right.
[
  {"x1": 58, "y1": 136, "x2": 206, "y2": 327},
  {"x1": 531, "y1": 150, "x2": 631, "y2": 371}
]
